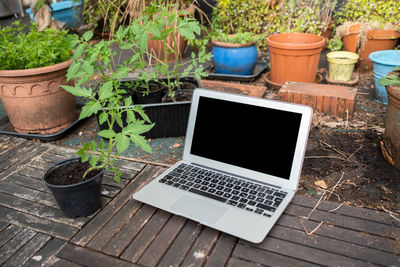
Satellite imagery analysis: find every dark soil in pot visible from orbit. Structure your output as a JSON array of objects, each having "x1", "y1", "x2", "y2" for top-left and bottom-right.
[{"x1": 43, "y1": 158, "x2": 103, "y2": 218}]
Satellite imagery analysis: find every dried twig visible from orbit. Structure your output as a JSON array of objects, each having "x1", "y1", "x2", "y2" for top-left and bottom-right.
[
  {"x1": 346, "y1": 145, "x2": 364, "y2": 161},
  {"x1": 320, "y1": 141, "x2": 348, "y2": 160},
  {"x1": 300, "y1": 218, "x2": 324, "y2": 236},
  {"x1": 328, "y1": 203, "x2": 345, "y2": 213},
  {"x1": 327, "y1": 172, "x2": 345, "y2": 200},
  {"x1": 381, "y1": 206, "x2": 400, "y2": 222}
]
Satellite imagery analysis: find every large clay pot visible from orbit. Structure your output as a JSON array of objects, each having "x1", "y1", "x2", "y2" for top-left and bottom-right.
[
  {"x1": 0, "y1": 60, "x2": 76, "y2": 134},
  {"x1": 267, "y1": 33, "x2": 325, "y2": 85},
  {"x1": 342, "y1": 24, "x2": 400, "y2": 72},
  {"x1": 382, "y1": 81, "x2": 400, "y2": 169}
]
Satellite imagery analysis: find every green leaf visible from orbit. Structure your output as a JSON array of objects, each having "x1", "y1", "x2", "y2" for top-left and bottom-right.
[
  {"x1": 99, "y1": 111, "x2": 108, "y2": 125},
  {"x1": 98, "y1": 81, "x2": 114, "y2": 100},
  {"x1": 115, "y1": 133, "x2": 130, "y2": 154},
  {"x1": 79, "y1": 100, "x2": 101, "y2": 119},
  {"x1": 62, "y1": 85, "x2": 92, "y2": 98},
  {"x1": 130, "y1": 134, "x2": 152, "y2": 153},
  {"x1": 82, "y1": 31, "x2": 94, "y2": 42},
  {"x1": 124, "y1": 123, "x2": 155, "y2": 135},
  {"x1": 98, "y1": 129, "x2": 116, "y2": 139}
]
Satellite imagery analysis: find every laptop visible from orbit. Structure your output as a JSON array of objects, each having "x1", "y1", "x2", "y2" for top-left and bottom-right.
[{"x1": 133, "y1": 88, "x2": 313, "y2": 243}]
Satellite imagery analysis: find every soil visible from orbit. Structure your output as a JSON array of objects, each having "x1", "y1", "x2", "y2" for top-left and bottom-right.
[
  {"x1": 282, "y1": 72, "x2": 400, "y2": 213},
  {"x1": 44, "y1": 159, "x2": 102, "y2": 186}
]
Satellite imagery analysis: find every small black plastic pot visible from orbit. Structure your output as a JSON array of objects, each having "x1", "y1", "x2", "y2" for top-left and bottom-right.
[{"x1": 43, "y1": 158, "x2": 104, "y2": 218}]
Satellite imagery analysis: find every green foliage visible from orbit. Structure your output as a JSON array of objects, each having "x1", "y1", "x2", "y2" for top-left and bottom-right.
[
  {"x1": 120, "y1": 2, "x2": 211, "y2": 99},
  {"x1": 216, "y1": 32, "x2": 261, "y2": 44},
  {"x1": 335, "y1": 0, "x2": 400, "y2": 26},
  {"x1": 63, "y1": 31, "x2": 154, "y2": 182},
  {"x1": 211, "y1": 0, "x2": 337, "y2": 48},
  {"x1": 378, "y1": 67, "x2": 400, "y2": 86},
  {"x1": 0, "y1": 21, "x2": 76, "y2": 70},
  {"x1": 62, "y1": 3, "x2": 210, "y2": 181}
]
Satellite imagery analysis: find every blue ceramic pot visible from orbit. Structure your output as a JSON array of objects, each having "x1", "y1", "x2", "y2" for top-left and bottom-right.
[
  {"x1": 369, "y1": 50, "x2": 400, "y2": 104},
  {"x1": 212, "y1": 40, "x2": 258, "y2": 75}
]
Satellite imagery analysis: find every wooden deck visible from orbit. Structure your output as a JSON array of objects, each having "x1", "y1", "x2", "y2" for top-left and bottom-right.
[{"x1": 0, "y1": 135, "x2": 399, "y2": 266}]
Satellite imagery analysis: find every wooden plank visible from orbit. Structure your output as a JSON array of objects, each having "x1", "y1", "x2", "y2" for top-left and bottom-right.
[
  {"x1": 0, "y1": 180, "x2": 58, "y2": 208},
  {"x1": 57, "y1": 243, "x2": 132, "y2": 267},
  {"x1": 2, "y1": 232, "x2": 51, "y2": 267},
  {"x1": 0, "y1": 221, "x2": 8, "y2": 231},
  {"x1": 0, "y1": 192, "x2": 87, "y2": 228},
  {"x1": 5, "y1": 172, "x2": 48, "y2": 193},
  {"x1": 0, "y1": 224, "x2": 22, "y2": 248},
  {"x1": 46, "y1": 257, "x2": 82, "y2": 267},
  {"x1": 0, "y1": 142, "x2": 50, "y2": 180},
  {"x1": 285, "y1": 201, "x2": 398, "y2": 237},
  {"x1": 71, "y1": 165, "x2": 164, "y2": 246},
  {"x1": 0, "y1": 228, "x2": 36, "y2": 265},
  {"x1": 120, "y1": 209, "x2": 171, "y2": 263},
  {"x1": 87, "y1": 199, "x2": 142, "y2": 251},
  {"x1": 102, "y1": 204, "x2": 157, "y2": 256},
  {"x1": 157, "y1": 220, "x2": 203, "y2": 267},
  {"x1": 180, "y1": 227, "x2": 220, "y2": 267},
  {"x1": 0, "y1": 206, "x2": 78, "y2": 240},
  {"x1": 276, "y1": 213, "x2": 400, "y2": 254},
  {"x1": 232, "y1": 243, "x2": 318, "y2": 267},
  {"x1": 205, "y1": 233, "x2": 237, "y2": 267},
  {"x1": 244, "y1": 237, "x2": 369, "y2": 267},
  {"x1": 137, "y1": 215, "x2": 187, "y2": 266},
  {"x1": 293, "y1": 194, "x2": 400, "y2": 227},
  {"x1": 227, "y1": 257, "x2": 263, "y2": 267},
  {"x1": 15, "y1": 165, "x2": 45, "y2": 179},
  {"x1": 24, "y1": 238, "x2": 66, "y2": 267},
  {"x1": 265, "y1": 223, "x2": 400, "y2": 266}
]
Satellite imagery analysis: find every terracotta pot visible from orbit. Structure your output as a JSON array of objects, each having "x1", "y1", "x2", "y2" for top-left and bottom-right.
[
  {"x1": 382, "y1": 82, "x2": 400, "y2": 169},
  {"x1": 342, "y1": 24, "x2": 400, "y2": 72},
  {"x1": 267, "y1": 33, "x2": 325, "y2": 85},
  {"x1": 0, "y1": 60, "x2": 76, "y2": 134},
  {"x1": 148, "y1": 32, "x2": 187, "y2": 63}
]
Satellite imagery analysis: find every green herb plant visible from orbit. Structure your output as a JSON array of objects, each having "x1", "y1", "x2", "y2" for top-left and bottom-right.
[
  {"x1": 378, "y1": 67, "x2": 400, "y2": 86},
  {"x1": 62, "y1": 31, "x2": 154, "y2": 182},
  {"x1": 216, "y1": 32, "x2": 261, "y2": 44},
  {"x1": 0, "y1": 21, "x2": 75, "y2": 70}
]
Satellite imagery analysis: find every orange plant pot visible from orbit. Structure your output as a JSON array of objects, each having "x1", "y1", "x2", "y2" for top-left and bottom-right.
[
  {"x1": 0, "y1": 60, "x2": 76, "y2": 134},
  {"x1": 342, "y1": 24, "x2": 400, "y2": 72},
  {"x1": 147, "y1": 32, "x2": 187, "y2": 63},
  {"x1": 267, "y1": 33, "x2": 325, "y2": 85}
]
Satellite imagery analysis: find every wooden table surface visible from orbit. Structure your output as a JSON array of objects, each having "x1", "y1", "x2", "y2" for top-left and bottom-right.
[{"x1": 0, "y1": 136, "x2": 399, "y2": 266}]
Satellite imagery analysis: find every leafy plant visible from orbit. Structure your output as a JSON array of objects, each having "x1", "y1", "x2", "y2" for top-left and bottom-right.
[
  {"x1": 216, "y1": 32, "x2": 261, "y2": 44},
  {"x1": 378, "y1": 67, "x2": 400, "y2": 86},
  {"x1": 62, "y1": 31, "x2": 154, "y2": 182},
  {"x1": 116, "y1": 2, "x2": 211, "y2": 100},
  {"x1": 0, "y1": 21, "x2": 75, "y2": 70}
]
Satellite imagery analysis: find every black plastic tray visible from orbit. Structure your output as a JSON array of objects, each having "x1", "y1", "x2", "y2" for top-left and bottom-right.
[
  {"x1": 0, "y1": 112, "x2": 83, "y2": 142},
  {"x1": 204, "y1": 60, "x2": 269, "y2": 81}
]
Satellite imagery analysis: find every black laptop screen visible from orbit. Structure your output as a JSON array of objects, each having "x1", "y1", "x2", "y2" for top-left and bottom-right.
[{"x1": 190, "y1": 96, "x2": 302, "y2": 180}]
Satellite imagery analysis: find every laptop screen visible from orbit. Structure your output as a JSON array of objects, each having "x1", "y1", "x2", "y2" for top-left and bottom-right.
[{"x1": 190, "y1": 96, "x2": 302, "y2": 180}]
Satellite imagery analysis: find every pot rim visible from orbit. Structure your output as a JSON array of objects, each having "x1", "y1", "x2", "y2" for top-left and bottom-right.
[
  {"x1": 43, "y1": 157, "x2": 104, "y2": 189},
  {"x1": 0, "y1": 59, "x2": 72, "y2": 77},
  {"x1": 212, "y1": 39, "x2": 256, "y2": 48},
  {"x1": 267, "y1": 32, "x2": 325, "y2": 50},
  {"x1": 368, "y1": 50, "x2": 400, "y2": 66},
  {"x1": 327, "y1": 51, "x2": 359, "y2": 64}
]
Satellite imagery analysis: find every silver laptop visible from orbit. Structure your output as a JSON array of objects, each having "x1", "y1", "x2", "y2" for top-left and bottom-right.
[{"x1": 133, "y1": 88, "x2": 313, "y2": 243}]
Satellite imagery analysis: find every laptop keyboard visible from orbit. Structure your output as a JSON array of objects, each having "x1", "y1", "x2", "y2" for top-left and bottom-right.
[{"x1": 158, "y1": 163, "x2": 287, "y2": 218}]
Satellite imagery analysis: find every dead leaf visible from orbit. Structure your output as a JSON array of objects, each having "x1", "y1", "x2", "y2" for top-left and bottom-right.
[
  {"x1": 172, "y1": 143, "x2": 181, "y2": 148},
  {"x1": 314, "y1": 180, "x2": 328, "y2": 189}
]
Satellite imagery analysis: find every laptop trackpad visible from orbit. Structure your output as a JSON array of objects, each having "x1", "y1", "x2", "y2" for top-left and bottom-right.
[{"x1": 171, "y1": 195, "x2": 227, "y2": 224}]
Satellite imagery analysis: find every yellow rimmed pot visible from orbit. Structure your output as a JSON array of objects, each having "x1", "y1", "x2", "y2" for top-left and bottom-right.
[{"x1": 327, "y1": 51, "x2": 359, "y2": 81}]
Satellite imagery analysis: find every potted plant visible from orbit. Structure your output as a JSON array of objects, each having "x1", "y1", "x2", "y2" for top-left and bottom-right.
[
  {"x1": 211, "y1": 32, "x2": 260, "y2": 75},
  {"x1": 330, "y1": 0, "x2": 400, "y2": 71},
  {"x1": 378, "y1": 67, "x2": 400, "y2": 169},
  {"x1": 0, "y1": 21, "x2": 77, "y2": 134},
  {"x1": 43, "y1": 31, "x2": 154, "y2": 218},
  {"x1": 92, "y1": 3, "x2": 211, "y2": 138}
]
